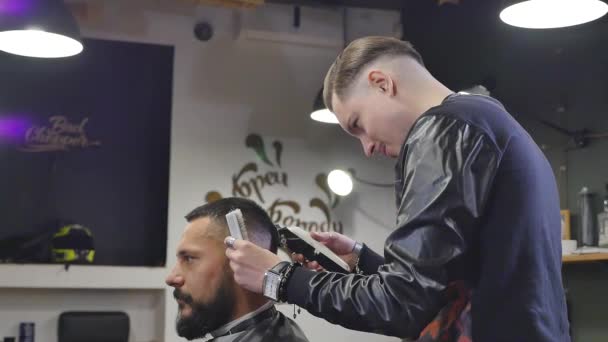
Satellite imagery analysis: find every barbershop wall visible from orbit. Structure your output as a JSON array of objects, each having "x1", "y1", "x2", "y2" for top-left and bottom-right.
[
  {"x1": 155, "y1": 4, "x2": 401, "y2": 341},
  {"x1": 17, "y1": 1, "x2": 399, "y2": 342},
  {"x1": 5, "y1": 1, "x2": 608, "y2": 342}
]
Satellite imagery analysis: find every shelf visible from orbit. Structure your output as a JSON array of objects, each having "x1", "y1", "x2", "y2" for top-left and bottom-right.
[
  {"x1": 0, "y1": 264, "x2": 168, "y2": 289},
  {"x1": 562, "y1": 253, "x2": 608, "y2": 264}
]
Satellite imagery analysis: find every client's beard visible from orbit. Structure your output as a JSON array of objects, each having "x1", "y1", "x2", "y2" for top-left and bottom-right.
[{"x1": 174, "y1": 272, "x2": 236, "y2": 340}]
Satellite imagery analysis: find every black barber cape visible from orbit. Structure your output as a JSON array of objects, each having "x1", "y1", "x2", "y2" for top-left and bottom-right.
[{"x1": 208, "y1": 303, "x2": 309, "y2": 342}]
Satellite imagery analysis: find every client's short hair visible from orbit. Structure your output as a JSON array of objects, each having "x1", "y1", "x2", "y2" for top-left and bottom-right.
[{"x1": 185, "y1": 197, "x2": 278, "y2": 253}]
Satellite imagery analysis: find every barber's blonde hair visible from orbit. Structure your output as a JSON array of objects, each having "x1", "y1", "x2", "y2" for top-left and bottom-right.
[{"x1": 323, "y1": 36, "x2": 424, "y2": 112}]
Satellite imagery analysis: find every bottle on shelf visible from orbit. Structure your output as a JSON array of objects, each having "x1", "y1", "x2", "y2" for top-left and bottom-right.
[
  {"x1": 578, "y1": 187, "x2": 597, "y2": 247},
  {"x1": 598, "y1": 183, "x2": 608, "y2": 248},
  {"x1": 18, "y1": 322, "x2": 34, "y2": 342}
]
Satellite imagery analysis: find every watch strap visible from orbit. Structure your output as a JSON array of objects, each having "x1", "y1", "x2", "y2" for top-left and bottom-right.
[{"x1": 269, "y1": 261, "x2": 290, "y2": 274}]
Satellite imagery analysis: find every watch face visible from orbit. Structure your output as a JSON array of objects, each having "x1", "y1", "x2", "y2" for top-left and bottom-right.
[{"x1": 264, "y1": 272, "x2": 281, "y2": 300}]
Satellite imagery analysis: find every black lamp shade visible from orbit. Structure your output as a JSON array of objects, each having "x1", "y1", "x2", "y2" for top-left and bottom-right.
[
  {"x1": 310, "y1": 86, "x2": 339, "y2": 124},
  {"x1": 0, "y1": 0, "x2": 83, "y2": 58},
  {"x1": 313, "y1": 87, "x2": 325, "y2": 111}
]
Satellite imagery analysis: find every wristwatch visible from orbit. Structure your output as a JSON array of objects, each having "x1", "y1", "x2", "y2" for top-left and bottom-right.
[
  {"x1": 351, "y1": 241, "x2": 364, "y2": 274},
  {"x1": 263, "y1": 261, "x2": 290, "y2": 301},
  {"x1": 351, "y1": 241, "x2": 363, "y2": 257}
]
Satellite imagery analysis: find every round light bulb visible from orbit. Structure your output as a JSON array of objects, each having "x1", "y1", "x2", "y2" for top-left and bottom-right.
[
  {"x1": 0, "y1": 29, "x2": 83, "y2": 58},
  {"x1": 327, "y1": 169, "x2": 353, "y2": 196},
  {"x1": 500, "y1": 0, "x2": 608, "y2": 29},
  {"x1": 310, "y1": 108, "x2": 339, "y2": 124}
]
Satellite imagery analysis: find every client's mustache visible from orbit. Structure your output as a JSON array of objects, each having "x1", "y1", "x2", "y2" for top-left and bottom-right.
[{"x1": 173, "y1": 289, "x2": 194, "y2": 304}]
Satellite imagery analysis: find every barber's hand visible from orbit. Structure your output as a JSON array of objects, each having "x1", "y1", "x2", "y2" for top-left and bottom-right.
[
  {"x1": 224, "y1": 237, "x2": 282, "y2": 294},
  {"x1": 291, "y1": 231, "x2": 358, "y2": 272}
]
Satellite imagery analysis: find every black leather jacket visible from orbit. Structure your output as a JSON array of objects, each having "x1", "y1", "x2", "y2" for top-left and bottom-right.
[{"x1": 285, "y1": 94, "x2": 569, "y2": 341}]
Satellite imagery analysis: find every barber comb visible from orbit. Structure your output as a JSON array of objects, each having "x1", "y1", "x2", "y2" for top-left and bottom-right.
[{"x1": 225, "y1": 208, "x2": 249, "y2": 240}]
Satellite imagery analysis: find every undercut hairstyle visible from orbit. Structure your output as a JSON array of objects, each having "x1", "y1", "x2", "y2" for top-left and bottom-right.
[
  {"x1": 323, "y1": 36, "x2": 424, "y2": 112},
  {"x1": 185, "y1": 197, "x2": 279, "y2": 253}
]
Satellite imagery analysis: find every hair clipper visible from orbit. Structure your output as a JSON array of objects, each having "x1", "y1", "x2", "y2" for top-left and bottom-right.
[{"x1": 276, "y1": 225, "x2": 350, "y2": 273}]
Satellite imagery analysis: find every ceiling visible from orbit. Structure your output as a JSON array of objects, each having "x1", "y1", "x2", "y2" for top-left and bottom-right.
[
  {"x1": 65, "y1": 0, "x2": 608, "y2": 142},
  {"x1": 267, "y1": 0, "x2": 406, "y2": 10},
  {"x1": 272, "y1": 0, "x2": 506, "y2": 90},
  {"x1": 266, "y1": 0, "x2": 608, "y2": 90},
  {"x1": 263, "y1": 0, "x2": 608, "y2": 144}
]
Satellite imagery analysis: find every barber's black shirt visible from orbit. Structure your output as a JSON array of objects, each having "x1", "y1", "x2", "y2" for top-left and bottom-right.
[{"x1": 287, "y1": 93, "x2": 570, "y2": 342}]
